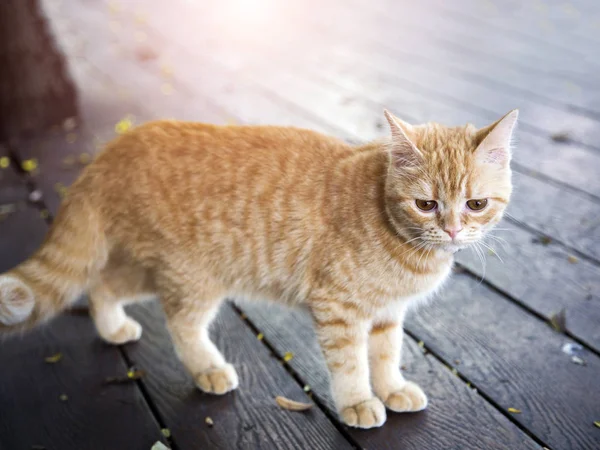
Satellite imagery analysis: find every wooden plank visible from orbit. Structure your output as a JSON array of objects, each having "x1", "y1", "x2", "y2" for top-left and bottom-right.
[
  {"x1": 404, "y1": 273, "x2": 600, "y2": 450},
  {"x1": 419, "y1": 0, "x2": 600, "y2": 54},
  {"x1": 456, "y1": 218, "x2": 600, "y2": 351},
  {"x1": 14, "y1": 127, "x2": 112, "y2": 214},
  {"x1": 299, "y1": 6, "x2": 600, "y2": 148},
  {"x1": 140, "y1": 0, "x2": 600, "y2": 151},
  {"x1": 0, "y1": 206, "x2": 166, "y2": 450},
  {"x1": 126, "y1": 302, "x2": 354, "y2": 450},
  {"x1": 240, "y1": 303, "x2": 540, "y2": 450}
]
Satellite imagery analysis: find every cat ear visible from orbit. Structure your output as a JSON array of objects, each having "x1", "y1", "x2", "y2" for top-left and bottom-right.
[
  {"x1": 474, "y1": 109, "x2": 519, "y2": 167},
  {"x1": 384, "y1": 109, "x2": 423, "y2": 169}
]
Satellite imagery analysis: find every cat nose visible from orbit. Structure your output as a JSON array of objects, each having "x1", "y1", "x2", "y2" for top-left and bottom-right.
[{"x1": 444, "y1": 227, "x2": 463, "y2": 239}]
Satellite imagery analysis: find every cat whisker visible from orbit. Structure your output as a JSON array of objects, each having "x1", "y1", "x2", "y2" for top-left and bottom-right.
[
  {"x1": 485, "y1": 234, "x2": 509, "y2": 250},
  {"x1": 397, "y1": 239, "x2": 426, "y2": 258},
  {"x1": 471, "y1": 243, "x2": 487, "y2": 285},
  {"x1": 478, "y1": 240, "x2": 504, "y2": 264}
]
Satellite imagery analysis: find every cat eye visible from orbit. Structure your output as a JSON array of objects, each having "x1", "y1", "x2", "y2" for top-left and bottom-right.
[
  {"x1": 466, "y1": 199, "x2": 488, "y2": 211},
  {"x1": 415, "y1": 200, "x2": 438, "y2": 211}
]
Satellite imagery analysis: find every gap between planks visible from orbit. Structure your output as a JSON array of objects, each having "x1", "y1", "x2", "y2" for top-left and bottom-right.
[
  {"x1": 401, "y1": 328, "x2": 553, "y2": 450},
  {"x1": 229, "y1": 302, "x2": 362, "y2": 450}
]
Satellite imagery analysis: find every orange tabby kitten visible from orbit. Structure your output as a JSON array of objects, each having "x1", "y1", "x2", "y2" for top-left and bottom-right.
[{"x1": 0, "y1": 109, "x2": 517, "y2": 428}]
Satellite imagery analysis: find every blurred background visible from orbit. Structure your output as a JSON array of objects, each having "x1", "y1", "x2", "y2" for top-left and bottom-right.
[{"x1": 1, "y1": 1, "x2": 600, "y2": 449}]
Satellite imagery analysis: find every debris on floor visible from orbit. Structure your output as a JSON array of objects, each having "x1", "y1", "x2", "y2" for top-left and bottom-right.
[
  {"x1": 28, "y1": 190, "x2": 43, "y2": 202},
  {"x1": 507, "y1": 408, "x2": 521, "y2": 414},
  {"x1": 21, "y1": 159, "x2": 38, "y2": 172},
  {"x1": 205, "y1": 416, "x2": 214, "y2": 427},
  {"x1": 104, "y1": 367, "x2": 145, "y2": 384},
  {"x1": 275, "y1": 396, "x2": 313, "y2": 411},
  {"x1": 44, "y1": 352, "x2": 63, "y2": 363},
  {"x1": 550, "y1": 309, "x2": 567, "y2": 332},
  {"x1": 550, "y1": 132, "x2": 570, "y2": 143},
  {"x1": 531, "y1": 235, "x2": 552, "y2": 245},
  {"x1": 150, "y1": 441, "x2": 170, "y2": 450}
]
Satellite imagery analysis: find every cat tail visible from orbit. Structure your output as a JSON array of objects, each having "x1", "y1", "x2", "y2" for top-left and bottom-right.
[{"x1": 0, "y1": 194, "x2": 108, "y2": 334}]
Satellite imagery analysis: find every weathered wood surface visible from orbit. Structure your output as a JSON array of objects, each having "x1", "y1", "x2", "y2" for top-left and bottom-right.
[
  {"x1": 1, "y1": 0, "x2": 599, "y2": 448},
  {"x1": 405, "y1": 273, "x2": 600, "y2": 450},
  {"x1": 241, "y1": 303, "x2": 541, "y2": 450},
  {"x1": 126, "y1": 302, "x2": 354, "y2": 450},
  {"x1": 0, "y1": 202, "x2": 166, "y2": 450}
]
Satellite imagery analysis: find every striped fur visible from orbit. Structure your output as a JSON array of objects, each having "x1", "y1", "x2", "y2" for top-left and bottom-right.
[{"x1": 0, "y1": 110, "x2": 516, "y2": 428}]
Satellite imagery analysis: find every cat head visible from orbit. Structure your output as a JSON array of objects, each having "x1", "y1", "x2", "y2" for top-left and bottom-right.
[{"x1": 383, "y1": 109, "x2": 518, "y2": 253}]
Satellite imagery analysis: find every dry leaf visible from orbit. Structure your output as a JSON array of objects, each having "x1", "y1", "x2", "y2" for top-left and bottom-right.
[
  {"x1": 283, "y1": 351, "x2": 293, "y2": 362},
  {"x1": 594, "y1": 420, "x2": 600, "y2": 428},
  {"x1": 257, "y1": 333, "x2": 264, "y2": 340},
  {"x1": 550, "y1": 132, "x2": 570, "y2": 142},
  {"x1": 0, "y1": 157, "x2": 10, "y2": 169},
  {"x1": 507, "y1": 407, "x2": 521, "y2": 414},
  {"x1": 275, "y1": 396, "x2": 313, "y2": 411},
  {"x1": 45, "y1": 352, "x2": 63, "y2": 363},
  {"x1": 21, "y1": 159, "x2": 38, "y2": 172},
  {"x1": 532, "y1": 235, "x2": 552, "y2": 245},
  {"x1": 161, "y1": 428, "x2": 171, "y2": 438},
  {"x1": 104, "y1": 369, "x2": 145, "y2": 384},
  {"x1": 127, "y1": 368, "x2": 144, "y2": 379},
  {"x1": 115, "y1": 117, "x2": 133, "y2": 134},
  {"x1": 550, "y1": 308, "x2": 567, "y2": 332}
]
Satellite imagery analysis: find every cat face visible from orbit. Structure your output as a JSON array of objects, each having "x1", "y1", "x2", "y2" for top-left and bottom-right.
[{"x1": 383, "y1": 110, "x2": 518, "y2": 253}]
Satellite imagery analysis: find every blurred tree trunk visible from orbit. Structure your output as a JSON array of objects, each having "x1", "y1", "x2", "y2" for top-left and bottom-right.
[{"x1": 0, "y1": 0, "x2": 77, "y2": 141}]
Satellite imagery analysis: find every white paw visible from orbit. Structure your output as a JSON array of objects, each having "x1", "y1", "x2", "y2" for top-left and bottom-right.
[
  {"x1": 101, "y1": 318, "x2": 143, "y2": 345},
  {"x1": 195, "y1": 363, "x2": 239, "y2": 395},
  {"x1": 384, "y1": 381, "x2": 428, "y2": 412},
  {"x1": 340, "y1": 397, "x2": 387, "y2": 429}
]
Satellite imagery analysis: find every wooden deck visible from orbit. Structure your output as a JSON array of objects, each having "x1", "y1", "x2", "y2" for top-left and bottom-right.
[{"x1": 1, "y1": 0, "x2": 600, "y2": 448}]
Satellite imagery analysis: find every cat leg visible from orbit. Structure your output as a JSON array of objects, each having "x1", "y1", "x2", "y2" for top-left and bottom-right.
[
  {"x1": 89, "y1": 282, "x2": 145, "y2": 345},
  {"x1": 312, "y1": 300, "x2": 386, "y2": 429},
  {"x1": 161, "y1": 287, "x2": 238, "y2": 395},
  {"x1": 369, "y1": 320, "x2": 428, "y2": 412},
  {"x1": 89, "y1": 262, "x2": 155, "y2": 345}
]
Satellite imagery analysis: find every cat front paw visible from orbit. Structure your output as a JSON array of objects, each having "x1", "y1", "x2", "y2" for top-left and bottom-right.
[
  {"x1": 195, "y1": 363, "x2": 239, "y2": 395},
  {"x1": 340, "y1": 397, "x2": 387, "y2": 429},
  {"x1": 384, "y1": 381, "x2": 428, "y2": 412}
]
